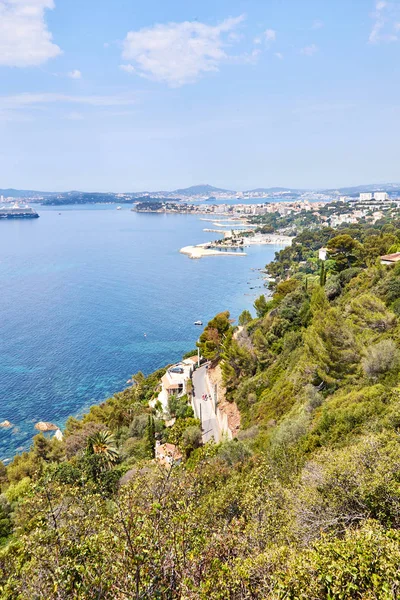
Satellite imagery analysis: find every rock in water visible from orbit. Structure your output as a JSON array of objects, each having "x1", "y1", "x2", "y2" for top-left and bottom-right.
[
  {"x1": 34, "y1": 421, "x2": 59, "y2": 432},
  {"x1": 0, "y1": 420, "x2": 12, "y2": 428}
]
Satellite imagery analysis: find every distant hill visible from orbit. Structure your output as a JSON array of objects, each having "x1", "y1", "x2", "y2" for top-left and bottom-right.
[
  {"x1": 330, "y1": 183, "x2": 400, "y2": 195},
  {"x1": 2, "y1": 183, "x2": 400, "y2": 201},
  {"x1": 245, "y1": 187, "x2": 305, "y2": 194},
  {"x1": 172, "y1": 184, "x2": 234, "y2": 196},
  {"x1": 42, "y1": 192, "x2": 135, "y2": 206},
  {"x1": 0, "y1": 189, "x2": 55, "y2": 198}
]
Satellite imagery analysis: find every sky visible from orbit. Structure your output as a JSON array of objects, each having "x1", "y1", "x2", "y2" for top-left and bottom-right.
[{"x1": 0, "y1": 0, "x2": 400, "y2": 192}]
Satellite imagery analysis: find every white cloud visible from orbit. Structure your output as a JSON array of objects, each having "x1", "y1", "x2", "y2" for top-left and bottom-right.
[
  {"x1": 120, "y1": 15, "x2": 245, "y2": 86},
  {"x1": 369, "y1": 0, "x2": 398, "y2": 43},
  {"x1": 254, "y1": 29, "x2": 276, "y2": 45},
  {"x1": 0, "y1": 92, "x2": 138, "y2": 111},
  {"x1": 67, "y1": 69, "x2": 82, "y2": 79},
  {"x1": 119, "y1": 64, "x2": 135, "y2": 74},
  {"x1": 275, "y1": 52, "x2": 284, "y2": 60},
  {"x1": 0, "y1": 0, "x2": 61, "y2": 67},
  {"x1": 312, "y1": 19, "x2": 324, "y2": 30},
  {"x1": 264, "y1": 29, "x2": 276, "y2": 42},
  {"x1": 301, "y1": 44, "x2": 318, "y2": 56}
]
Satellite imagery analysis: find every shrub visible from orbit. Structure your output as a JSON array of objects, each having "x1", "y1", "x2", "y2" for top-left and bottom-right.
[
  {"x1": 5, "y1": 477, "x2": 32, "y2": 504},
  {"x1": 392, "y1": 298, "x2": 400, "y2": 316},
  {"x1": 181, "y1": 426, "x2": 202, "y2": 457},
  {"x1": 128, "y1": 414, "x2": 149, "y2": 439},
  {"x1": 276, "y1": 522, "x2": 400, "y2": 599},
  {"x1": 362, "y1": 339, "x2": 399, "y2": 378},
  {"x1": 217, "y1": 440, "x2": 252, "y2": 466}
]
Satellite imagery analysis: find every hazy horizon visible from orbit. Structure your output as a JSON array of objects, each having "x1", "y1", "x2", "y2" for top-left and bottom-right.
[{"x1": 1, "y1": 181, "x2": 400, "y2": 195}]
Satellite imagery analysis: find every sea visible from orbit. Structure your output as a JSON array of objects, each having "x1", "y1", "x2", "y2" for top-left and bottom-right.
[{"x1": 0, "y1": 204, "x2": 285, "y2": 459}]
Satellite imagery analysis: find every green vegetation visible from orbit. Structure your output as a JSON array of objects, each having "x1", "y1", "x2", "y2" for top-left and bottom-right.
[{"x1": 2, "y1": 221, "x2": 400, "y2": 597}]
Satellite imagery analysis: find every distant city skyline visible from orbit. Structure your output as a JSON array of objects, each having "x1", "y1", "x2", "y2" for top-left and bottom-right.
[
  {"x1": 1, "y1": 1, "x2": 400, "y2": 191},
  {"x1": 1, "y1": 181, "x2": 400, "y2": 196}
]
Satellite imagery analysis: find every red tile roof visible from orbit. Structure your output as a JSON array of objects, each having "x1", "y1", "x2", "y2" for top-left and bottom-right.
[{"x1": 381, "y1": 252, "x2": 400, "y2": 262}]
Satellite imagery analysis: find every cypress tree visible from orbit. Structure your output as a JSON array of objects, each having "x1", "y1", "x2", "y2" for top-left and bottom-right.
[
  {"x1": 146, "y1": 415, "x2": 156, "y2": 458},
  {"x1": 320, "y1": 261, "x2": 326, "y2": 287}
]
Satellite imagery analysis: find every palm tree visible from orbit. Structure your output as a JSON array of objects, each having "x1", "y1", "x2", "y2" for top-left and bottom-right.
[{"x1": 86, "y1": 430, "x2": 119, "y2": 466}]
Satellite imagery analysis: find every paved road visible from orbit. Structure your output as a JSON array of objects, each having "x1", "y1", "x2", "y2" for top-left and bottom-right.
[{"x1": 192, "y1": 365, "x2": 221, "y2": 443}]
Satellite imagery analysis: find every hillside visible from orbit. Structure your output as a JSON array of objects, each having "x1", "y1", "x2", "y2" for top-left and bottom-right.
[
  {"x1": 172, "y1": 184, "x2": 234, "y2": 196},
  {"x1": 244, "y1": 186, "x2": 304, "y2": 193},
  {"x1": 0, "y1": 189, "x2": 54, "y2": 199},
  {"x1": 1, "y1": 218, "x2": 400, "y2": 597}
]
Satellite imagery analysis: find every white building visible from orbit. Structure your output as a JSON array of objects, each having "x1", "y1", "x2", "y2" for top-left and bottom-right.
[
  {"x1": 374, "y1": 192, "x2": 389, "y2": 202},
  {"x1": 156, "y1": 358, "x2": 197, "y2": 412},
  {"x1": 359, "y1": 193, "x2": 373, "y2": 201},
  {"x1": 318, "y1": 247, "x2": 328, "y2": 261}
]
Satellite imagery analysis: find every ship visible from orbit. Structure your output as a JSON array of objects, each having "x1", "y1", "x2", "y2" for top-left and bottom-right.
[{"x1": 0, "y1": 202, "x2": 39, "y2": 219}]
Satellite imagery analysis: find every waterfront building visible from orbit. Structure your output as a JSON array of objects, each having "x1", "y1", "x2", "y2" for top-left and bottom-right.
[{"x1": 156, "y1": 358, "x2": 197, "y2": 412}]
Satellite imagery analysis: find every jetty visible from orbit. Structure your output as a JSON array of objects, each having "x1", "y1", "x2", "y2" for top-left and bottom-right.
[{"x1": 180, "y1": 244, "x2": 247, "y2": 259}]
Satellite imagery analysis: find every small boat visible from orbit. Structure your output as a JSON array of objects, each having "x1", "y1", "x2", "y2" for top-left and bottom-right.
[
  {"x1": 116, "y1": 206, "x2": 122, "y2": 210},
  {"x1": 194, "y1": 320, "x2": 203, "y2": 326}
]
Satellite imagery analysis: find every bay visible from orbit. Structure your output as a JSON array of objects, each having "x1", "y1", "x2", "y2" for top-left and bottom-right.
[{"x1": 0, "y1": 205, "x2": 283, "y2": 458}]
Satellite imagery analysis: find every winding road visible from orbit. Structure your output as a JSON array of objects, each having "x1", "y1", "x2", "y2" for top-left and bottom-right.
[{"x1": 192, "y1": 364, "x2": 221, "y2": 443}]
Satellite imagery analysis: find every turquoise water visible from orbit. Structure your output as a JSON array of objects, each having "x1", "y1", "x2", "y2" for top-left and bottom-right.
[{"x1": 0, "y1": 205, "x2": 283, "y2": 459}]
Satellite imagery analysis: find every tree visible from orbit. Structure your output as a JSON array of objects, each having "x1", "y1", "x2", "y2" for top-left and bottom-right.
[
  {"x1": 198, "y1": 311, "x2": 232, "y2": 362},
  {"x1": 86, "y1": 430, "x2": 119, "y2": 466},
  {"x1": 238, "y1": 310, "x2": 252, "y2": 326},
  {"x1": 222, "y1": 339, "x2": 257, "y2": 393},
  {"x1": 167, "y1": 395, "x2": 193, "y2": 420},
  {"x1": 0, "y1": 461, "x2": 8, "y2": 486},
  {"x1": 254, "y1": 295, "x2": 269, "y2": 318},
  {"x1": 185, "y1": 378, "x2": 194, "y2": 397},
  {"x1": 146, "y1": 415, "x2": 156, "y2": 458},
  {"x1": 304, "y1": 289, "x2": 359, "y2": 386},
  {"x1": 327, "y1": 234, "x2": 363, "y2": 271},
  {"x1": 181, "y1": 426, "x2": 202, "y2": 457},
  {"x1": 319, "y1": 261, "x2": 327, "y2": 286},
  {"x1": 32, "y1": 434, "x2": 52, "y2": 461}
]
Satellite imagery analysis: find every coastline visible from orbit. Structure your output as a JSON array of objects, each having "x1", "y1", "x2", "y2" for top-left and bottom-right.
[
  {"x1": 180, "y1": 232, "x2": 292, "y2": 258},
  {"x1": 0, "y1": 207, "x2": 285, "y2": 460}
]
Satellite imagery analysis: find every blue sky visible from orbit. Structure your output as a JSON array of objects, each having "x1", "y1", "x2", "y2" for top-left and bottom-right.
[{"x1": 0, "y1": 0, "x2": 399, "y2": 191}]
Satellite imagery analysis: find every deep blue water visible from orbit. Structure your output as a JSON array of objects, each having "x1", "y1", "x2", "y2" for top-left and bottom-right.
[{"x1": 0, "y1": 206, "x2": 283, "y2": 459}]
